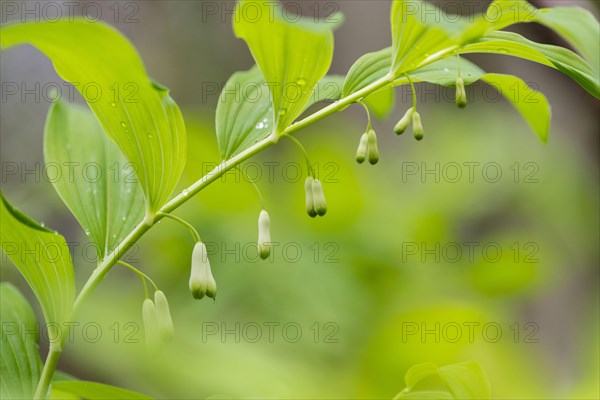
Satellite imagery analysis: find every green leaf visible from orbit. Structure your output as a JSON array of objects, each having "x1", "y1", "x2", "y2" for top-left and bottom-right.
[
  {"x1": 216, "y1": 68, "x2": 344, "y2": 160},
  {"x1": 481, "y1": 73, "x2": 551, "y2": 142},
  {"x1": 0, "y1": 283, "x2": 43, "y2": 400},
  {"x1": 216, "y1": 66, "x2": 272, "y2": 160},
  {"x1": 52, "y1": 371, "x2": 78, "y2": 382},
  {"x1": 233, "y1": 0, "x2": 341, "y2": 133},
  {"x1": 395, "y1": 361, "x2": 491, "y2": 400},
  {"x1": 404, "y1": 362, "x2": 439, "y2": 390},
  {"x1": 397, "y1": 57, "x2": 486, "y2": 86},
  {"x1": 534, "y1": 6, "x2": 600, "y2": 76},
  {"x1": 0, "y1": 192, "x2": 75, "y2": 343},
  {"x1": 438, "y1": 361, "x2": 491, "y2": 400},
  {"x1": 342, "y1": 46, "x2": 546, "y2": 140},
  {"x1": 459, "y1": 31, "x2": 600, "y2": 98},
  {"x1": 44, "y1": 99, "x2": 145, "y2": 260},
  {"x1": 0, "y1": 20, "x2": 187, "y2": 213},
  {"x1": 344, "y1": 48, "x2": 485, "y2": 95},
  {"x1": 51, "y1": 381, "x2": 152, "y2": 400},
  {"x1": 364, "y1": 86, "x2": 395, "y2": 119},
  {"x1": 390, "y1": 0, "x2": 455, "y2": 76},
  {"x1": 343, "y1": 48, "x2": 393, "y2": 97},
  {"x1": 341, "y1": 48, "x2": 395, "y2": 118},
  {"x1": 305, "y1": 75, "x2": 346, "y2": 109},
  {"x1": 395, "y1": 390, "x2": 453, "y2": 400},
  {"x1": 458, "y1": 0, "x2": 538, "y2": 44}
]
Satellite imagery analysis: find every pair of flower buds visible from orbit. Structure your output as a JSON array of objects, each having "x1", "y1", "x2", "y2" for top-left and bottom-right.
[
  {"x1": 393, "y1": 77, "x2": 467, "y2": 140},
  {"x1": 305, "y1": 177, "x2": 327, "y2": 217},
  {"x1": 142, "y1": 290, "x2": 174, "y2": 346},
  {"x1": 356, "y1": 129, "x2": 380, "y2": 165},
  {"x1": 188, "y1": 209, "x2": 273, "y2": 299},
  {"x1": 393, "y1": 108, "x2": 424, "y2": 140}
]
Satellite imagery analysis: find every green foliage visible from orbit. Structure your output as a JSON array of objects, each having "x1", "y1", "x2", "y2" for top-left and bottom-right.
[
  {"x1": 0, "y1": 193, "x2": 75, "y2": 344},
  {"x1": 534, "y1": 6, "x2": 600, "y2": 75},
  {"x1": 0, "y1": 0, "x2": 598, "y2": 397},
  {"x1": 233, "y1": 0, "x2": 341, "y2": 133},
  {"x1": 0, "y1": 20, "x2": 187, "y2": 213},
  {"x1": 480, "y1": 74, "x2": 551, "y2": 142},
  {"x1": 0, "y1": 283, "x2": 43, "y2": 399},
  {"x1": 215, "y1": 66, "x2": 272, "y2": 160},
  {"x1": 44, "y1": 99, "x2": 145, "y2": 259},
  {"x1": 460, "y1": 31, "x2": 599, "y2": 98},
  {"x1": 50, "y1": 381, "x2": 151, "y2": 399},
  {"x1": 395, "y1": 361, "x2": 491, "y2": 399}
]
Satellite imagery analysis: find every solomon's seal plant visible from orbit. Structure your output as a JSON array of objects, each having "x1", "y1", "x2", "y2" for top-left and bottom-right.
[{"x1": 0, "y1": 0, "x2": 598, "y2": 398}]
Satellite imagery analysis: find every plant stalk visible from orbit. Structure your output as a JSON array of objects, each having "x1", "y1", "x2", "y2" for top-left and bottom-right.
[
  {"x1": 33, "y1": 72, "x2": 395, "y2": 398},
  {"x1": 33, "y1": 347, "x2": 62, "y2": 400}
]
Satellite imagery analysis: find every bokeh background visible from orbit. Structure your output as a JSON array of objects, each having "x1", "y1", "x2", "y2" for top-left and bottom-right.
[{"x1": 1, "y1": 0, "x2": 598, "y2": 398}]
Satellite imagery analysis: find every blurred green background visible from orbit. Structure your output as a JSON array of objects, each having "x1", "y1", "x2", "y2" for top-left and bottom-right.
[{"x1": 1, "y1": 1, "x2": 598, "y2": 399}]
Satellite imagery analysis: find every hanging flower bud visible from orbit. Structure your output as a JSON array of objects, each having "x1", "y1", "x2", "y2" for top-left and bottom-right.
[
  {"x1": 394, "y1": 108, "x2": 414, "y2": 135},
  {"x1": 367, "y1": 129, "x2": 379, "y2": 165},
  {"x1": 142, "y1": 298, "x2": 159, "y2": 347},
  {"x1": 456, "y1": 77, "x2": 468, "y2": 109},
  {"x1": 412, "y1": 111, "x2": 424, "y2": 141},
  {"x1": 154, "y1": 290, "x2": 174, "y2": 342},
  {"x1": 355, "y1": 133, "x2": 369, "y2": 164},
  {"x1": 257, "y1": 209, "x2": 271, "y2": 260},
  {"x1": 311, "y1": 179, "x2": 327, "y2": 216},
  {"x1": 305, "y1": 177, "x2": 317, "y2": 218},
  {"x1": 189, "y1": 242, "x2": 217, "y2": 300}
]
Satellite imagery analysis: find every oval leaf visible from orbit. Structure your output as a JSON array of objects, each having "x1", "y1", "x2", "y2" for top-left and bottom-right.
[
  {"x1": 458, "y1": 0, "x2": 538, "y2": 44},
  {"x1": 390, "y1": 0, "x2": 454, "y2": 76},
  {"x1": 395, "y1": 360, "x2": 491, "y2": 400},
  {"x1": 233, "y1": 0, "x2": 341, "y2": 133},
  {"x1": 439, "y1": 360, "x2": 491, "y2": 400},
  {"x1": 343, "y1": 48, "x2": 393, "y2": 97},
  {"x1": 404, "y1": 362, "x2": 439, "y2": 391},
  {"x1": 305, "y1": 75, "x2": 346, "y2": 110},
  {"x1": 44, "y1": 99, "x2": 145, "y2": 260},
  {"x1": 481, "y1": 73, "x2": 551, "y2": 143},
  {"x1": 395, "y1": 390, "x2": 453, "y2": 400},
  {"x1": 534, "y1": 6, "x2": 600, "y2": 76},
  {"x1": 344, "y1": 48, "x2": 486, "y2": 96},
  {"x1": 216, "y1": 66, "x2": 273, "y2": 160},
  {"x1": 0, "y1": 283, "x2": 43, "y2": 400},
  {"x1": 0, "y1": 20, "x2": 187, "y2": 213},
  {"x1": 459, "y1": 31, "x2": 599, "y2": 99},
  {"x1": 51, "y1": 381, "x2": 152, "y2": 400},
  {"x1": 0, "y1": 192, "x2": 75, "y2": 343}
]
